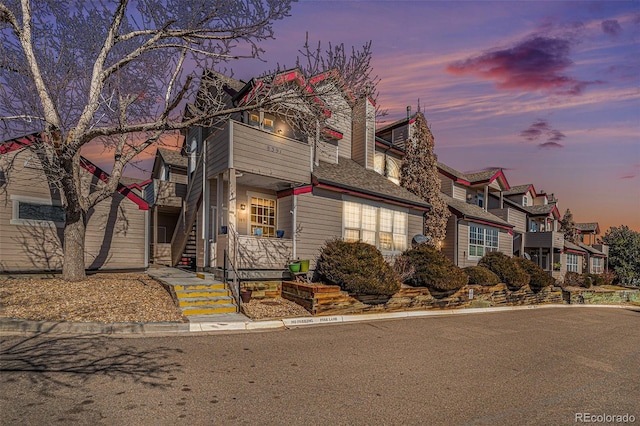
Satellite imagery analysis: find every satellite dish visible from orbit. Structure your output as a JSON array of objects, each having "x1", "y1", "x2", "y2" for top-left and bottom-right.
[
  {"x1": 523, "y1": 252, "x2": 531, "y2": 261},
  {"x1": 412, "y1": 234, "x2": 431, "y2": 246}
]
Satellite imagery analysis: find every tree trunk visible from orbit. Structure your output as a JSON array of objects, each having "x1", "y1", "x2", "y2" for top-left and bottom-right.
[
  {"x1": 62, "y1": 210, "x2": 87, "y2": 281},
  {"x1": 60, "y1": 158, "x2": 87, "y2": 281}
]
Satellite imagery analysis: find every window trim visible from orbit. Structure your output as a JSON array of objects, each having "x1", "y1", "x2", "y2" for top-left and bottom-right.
[
  {"x1": 246, "y1": 191, "x2": 277, "y2": 237},
  {"x1": 10, "y1": 195, "x2": 65, "y2": 228},
  {"x1": 468, "y1": 224, "x2": 499, "y2": 259},
  {"x1": 567, "y1": 253, "x2": 579, "y2": 272},
  {"x1": 342, "y1": 199, "x2": 408, "y2": 253},
  {"x1": 592, "y1": 257, "x2": 603, "y2": 274}
]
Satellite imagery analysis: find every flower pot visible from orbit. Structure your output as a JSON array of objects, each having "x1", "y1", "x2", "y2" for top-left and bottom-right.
[
  {"x1": 254, "y1": 228, "x2": 263, "y2": 237},
  {"x1": 240, "y1": 289, "x2": 252, "y2": 303},
  {"x1": 276, "y1": 229, "x2": 285, "y2": 238},
  {"x1": 299, "y1": 259, "x2": 310, "y2": 273},
  {"x1": 288, "y1": 262, "x2": 301, "y2": 273}
]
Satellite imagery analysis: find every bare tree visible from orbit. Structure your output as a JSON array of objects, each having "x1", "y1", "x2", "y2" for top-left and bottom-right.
[
  {"x1": 559, "y1": 208, "x2": 580, "y2": 244},
  {"x1": 0, "y1": 0, "x2": 299, "y2": 280},
  {"x1": 399, "y1": 112, "x2": 450, "y2": 246}
]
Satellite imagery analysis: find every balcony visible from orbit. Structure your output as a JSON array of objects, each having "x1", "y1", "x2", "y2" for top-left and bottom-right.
[
  {"x1": 524, "y1": 231, "x2": 564, "y2": 249},
  {"x1": 206, "y1": 120, "x2": 312, "y2": 185}
]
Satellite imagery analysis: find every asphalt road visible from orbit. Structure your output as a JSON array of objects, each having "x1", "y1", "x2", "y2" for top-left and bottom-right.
[{"x1": 1, "y1": 306, "x2": 639, "y2": 426}]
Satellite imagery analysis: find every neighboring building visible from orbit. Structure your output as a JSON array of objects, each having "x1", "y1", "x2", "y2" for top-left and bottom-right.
[
  {"x1": 145, "y1": 147, "x2": 189, "y2": 266},
  {"x1": 0, "y1": 134, "x2": 149, "y2": 273},
  {"x1": 170, "y1": 69, "x2": 431, "y2": 279},
  {"x1": 576, "y1": 222, "x2": 600, "y2": 245}
]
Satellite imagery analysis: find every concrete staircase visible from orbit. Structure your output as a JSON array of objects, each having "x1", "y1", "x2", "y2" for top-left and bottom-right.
[{"x1": 174, "y1": 273, "x2": 237, "y2": 316}]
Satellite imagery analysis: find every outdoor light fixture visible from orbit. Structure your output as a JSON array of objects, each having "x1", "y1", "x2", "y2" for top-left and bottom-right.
[{"x1": 240, "y1": 204, "x2": 246, "y2": 211}]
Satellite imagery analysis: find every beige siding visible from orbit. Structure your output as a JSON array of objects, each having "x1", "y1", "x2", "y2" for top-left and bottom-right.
[
  {"x1": 452, "y1": 184, "x2": 467, "y2": 201},
  {"x1": 498, "y1": 230, "x2": 512, "y2": 257},
  {"x1": 442, "y1": 215, "x2": 457, "y2": 264},
  {"x1": 0, "y1": 150, "x2": 146, "y2": 272},
  {"x1": 232, "y1": 121, "x2": 311, "y2": 184},
  {"x1": 407, "y1": 211, "x2": 424, "y2": 243},
  {"x1": 316, "y1": 139, "x2": 338, "y2": 164},
  {"x1": 206, "y1": 124, "x2": 230, "y2": 177},
  {"x1": 457, "y1": 221, "x2": 472, "y2": 268},
  {"x1": 277, "y1": 195, "x2": 293, "y2": 239},
  {"x1": 489, "y1": 207, "x2": 527, "y2": 233},
  {"x1": 439, "y1": 175, "x2": 454, "y2": 197},
  {"x1": 295, "y1": 189, "x2": 343, "y2": 268},
  {"x1": 325, "y1": 94, "x2": 352, "y2": 159},
  {"x1": 351, "y1": 98, "x2": 375, "y2": 169}
]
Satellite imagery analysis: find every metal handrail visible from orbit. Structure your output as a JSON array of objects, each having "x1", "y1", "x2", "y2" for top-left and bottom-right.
[{"x1": 223, "y1": 248, "x2": 241, "y2": 309}]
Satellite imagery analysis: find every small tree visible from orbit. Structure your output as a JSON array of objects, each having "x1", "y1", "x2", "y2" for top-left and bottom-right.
[
  {"x1": 559, "y1": 208, "x2": 580, "y2": 244},
  {"x1": 399, "y1": 112, "x2": 450, "y2": 246},
  {"x1": 601, "y1": 225, "x2": 640, "y2": 286}
]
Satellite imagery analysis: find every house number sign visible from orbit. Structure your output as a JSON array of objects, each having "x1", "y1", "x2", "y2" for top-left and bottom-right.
[{"x1": 266, "y1": 145, "x2": 281, "y2": 154}]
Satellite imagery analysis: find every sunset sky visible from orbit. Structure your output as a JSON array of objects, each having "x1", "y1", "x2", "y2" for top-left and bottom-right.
[
  {"x1": 251, "y1": 0, "x2": 640, "y2": 233},
  {"x1": 117, "y1": 0, "x2": 640, "y2": 233}
]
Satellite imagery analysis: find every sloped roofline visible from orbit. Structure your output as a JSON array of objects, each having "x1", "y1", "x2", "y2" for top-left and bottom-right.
[{"x1": 1, "y1": 133, "x2": 149, "y2": 210}]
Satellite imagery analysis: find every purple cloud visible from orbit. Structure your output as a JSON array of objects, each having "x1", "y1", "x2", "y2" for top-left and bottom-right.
[
  {"x1": 446, "y1": 36, "x2": 600, "y2": 95},
  {"x1": 520, "y1": 119, "x2": 565, "y2": 148},
  {"x1": 601, "y1": 19, "x2": 622, "y2": 37}
]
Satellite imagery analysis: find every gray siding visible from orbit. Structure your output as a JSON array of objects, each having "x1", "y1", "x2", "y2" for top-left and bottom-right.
[
  {"x1": 439, "y1": 175, "x2": 454, "y2": 197},
  {"x1": 0, "y1": 150, "x2": 147, "y2": 272},
  {"x1": 489, "y1": 207, "x2": 527, "y2": 233},
  {"x1": 277, "y1": 195, "x2": 294, "y2": 240},
  {"x1": 316, "y1": 139, "x2": 338, "y2": 164},
  {"x1": 442, "y1": 215, "x2": 457, "y2": 264},
  {"x1": 232, "y1": 121, "x2": 311, "y2": 184},
  {"x1": 408, "y1": 210, "x2": 424, "y2": 243},
  {"x1": 295, "y1": 189, "x2": 343, "y2": 268},
  {"x1": 206, "y1": 124, "x2": 230, "y2": 177},
  {"x1": 351, "y1": 100, "x2": 367, "y2": 167}
]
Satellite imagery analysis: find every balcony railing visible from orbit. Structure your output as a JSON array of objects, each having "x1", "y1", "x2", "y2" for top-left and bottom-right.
[
  {"x1": 215, "y1": 234, "x2": 293, "y2": 270},
  {"x1": 524, "y1": 231, "x2": 564, "y2": 249}
]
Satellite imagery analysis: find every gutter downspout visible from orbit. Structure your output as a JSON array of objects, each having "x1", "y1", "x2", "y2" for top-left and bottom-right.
[
  {"x1": 292, "y1": 193, "x2": 298, "y2": 259},
  {"x1": 144, "y1": 209, "x2": 149, "y2": 269}
]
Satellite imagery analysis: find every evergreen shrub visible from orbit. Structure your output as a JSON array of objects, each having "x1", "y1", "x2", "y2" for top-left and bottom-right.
[
  {"x1": 477, "y1": 251, "x2": 530, "y2": 290},
  {"x1": 315, "y1": 240, "x2": 400, "y2": 296},
  {"x1": 464, "y1": 266, "x2": 500, "y2": 286},
  {"x1": 513, "y1": 257, "x2": 555, "y2": 291},
  {"x1": 402, "y1": 244, "x2": 468, "y2": 292}
]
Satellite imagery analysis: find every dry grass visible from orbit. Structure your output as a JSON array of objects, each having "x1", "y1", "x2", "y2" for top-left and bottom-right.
[{"x1": 0, "y1": 273, "x2": 185, "y2": 323}]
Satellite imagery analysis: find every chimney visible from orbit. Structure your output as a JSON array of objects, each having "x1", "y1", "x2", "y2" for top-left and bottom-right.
[{"x1": 406, "y1": 106, "x2": 411, "y2": 119}]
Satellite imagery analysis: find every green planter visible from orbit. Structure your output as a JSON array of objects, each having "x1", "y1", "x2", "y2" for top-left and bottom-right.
[
  {"x1": 299, "y1": 259, "x2": 310, "y2": 273},
  {"x1": 288, "y1": 262, "x2": 301, "y2": 273}
]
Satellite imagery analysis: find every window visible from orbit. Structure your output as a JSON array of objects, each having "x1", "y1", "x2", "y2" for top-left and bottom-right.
[
  {"x1": 592, "y1": 257, "x2": 603, "y2": 274},
  {"x1": 523, "y1": 196, "x2": 528, "y2": 206},
  {"x1": 468, "y1": 225, "x2": 499, "y2": 258},
  {"x1": 477, "y1": 193, "x2": 484, "y2": 209},
  {"x1": 11, "y1": 195, "x2": 65, "y2": 227},
  {"x1": 250, "y1": 195, "x2": 276, "y2": 237},
  {"x1": 567, "y1": 253, "x2": 579, "y2": 272},
  {"x1": 343, "y1": 201, "x2": 407, "y2": 252},
  {"x1": 248, "y1": 110, "x2": 276, "y2": 133}
]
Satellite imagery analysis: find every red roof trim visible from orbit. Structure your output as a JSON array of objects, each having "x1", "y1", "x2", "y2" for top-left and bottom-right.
[
  {"x1": 563, "y1": 249, "x2": 586, "y2": 255},
  {"x1": 464, "y1": 217, "x2": 513, "y2": 231},
  {"x1": 314, "y1": 182, "x2": 430, "y2": 211},
  {"x1": 322, "y1": 127, "x2": 343, "y2": 140},
  {"x1": 2, "y1": 133, "x2": 148, "y2": 211},
  {"x1": 277, "y1": 185, "x2": 313, "y2": 198},
  {"x1": 126, "y1": 178, "x2": 152, "y2": 191}
]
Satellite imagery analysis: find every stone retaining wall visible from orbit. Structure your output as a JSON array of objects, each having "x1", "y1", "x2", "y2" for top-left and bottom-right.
[{"x1": 563, "y1": 287, "x2": 640, "y2": 305}]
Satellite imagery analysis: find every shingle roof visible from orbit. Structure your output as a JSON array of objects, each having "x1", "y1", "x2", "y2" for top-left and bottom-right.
[
  {"x1": 437, "y1": 162, "x2": 468, "y2": 181},
  {"x1": 464, "y1": 168, "x2": 502, "y2": 183},
  {"x1": 564, "y1": 241, "x2": 587, "y2": 253},
  {"x1": 312, "y1": 158, "x2": 431, "y2": 209},
  {"x1": 522, "y1": 204, "x2": 556, "y2": 216},
  {"x1": 441, "y1": 194, "x2": 513, "y2": 228},
  {"x1": 576, "y1": 222, "x2": 599, "y2": 233},
  {"x1": 578, "y1": 242, "x2": 606, "y2": 256},
  {"x1": 158, "y1": 148, "x2": 187, "y2": 168},
  {"x1": 503, "y1": 184, "x2": 533, "y2": 196}
]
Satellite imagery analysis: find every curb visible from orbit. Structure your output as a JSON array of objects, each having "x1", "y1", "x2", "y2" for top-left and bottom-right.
[{"x1": 1, "y1": 304, "x2": 636, "y2": 336}]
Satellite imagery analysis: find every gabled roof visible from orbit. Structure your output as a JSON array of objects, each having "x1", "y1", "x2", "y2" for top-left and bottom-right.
[
  {"x1": 578, "y1": 242, "x2": 606, "y2": 256},
  {"x1": 157, "y1": 148, "x2": 188, "y2": 168},
  {"x1": 523, "y1": 203, "x2": 560, "y2": 218},
  {"x1": 503, "y1": 184, "x2": 535, "y2": 197},
  {"x1": 576, "y1": 222, "x2": 600, "y2": 234},
  {"x1": 1, "y1": 133, "x2": 148, "y2": 210},
  {"x1": 437, "y1": 162, "x2": 510, "y2": 190},
  {"x1": 441, "y1": 193, "x2": 513, "y2": 230},
  {"x1": 563, "y1": 241, "x2": 587, "y2": 254},
  {"x1": 312, "y1": 158, "x2": 431, "y2": 211}
]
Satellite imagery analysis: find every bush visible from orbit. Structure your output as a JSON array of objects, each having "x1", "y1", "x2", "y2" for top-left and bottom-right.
[
  {"x1": 315, "y1": 240, "x2": 400, "y2": 296},
  {"x1": 464, "y1": 266, "x2": 500, "y2": 286},
  {"x1": 600, "y1": 270, "x2": 617, "y2": 286},
  {"x1": 563, "y1": 271, "x2": 584, "y2": 287},
  {"x1": 477, "y1": 252, "x2": 530, "y2": 290},
  {"x1": 402, "y1": 244, "x2": 468, "y2": 292},
  {"x1": 512, "y1": 257, "x2": 555, "y2": 291}
]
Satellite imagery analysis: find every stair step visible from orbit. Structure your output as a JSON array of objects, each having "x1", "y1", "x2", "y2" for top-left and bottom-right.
[
  {"x1": 178, "y1": 296, "x2": 234, "y2": 307},
  {"x1": 175, "y1": 289, "x2": 231, "y2": 298},
  {"x1": 174, "y1": 283, "x2": 226, "y2": 291},
  {"x1": 181, "y1": 304, "x2": 237, "y2": 316}
]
